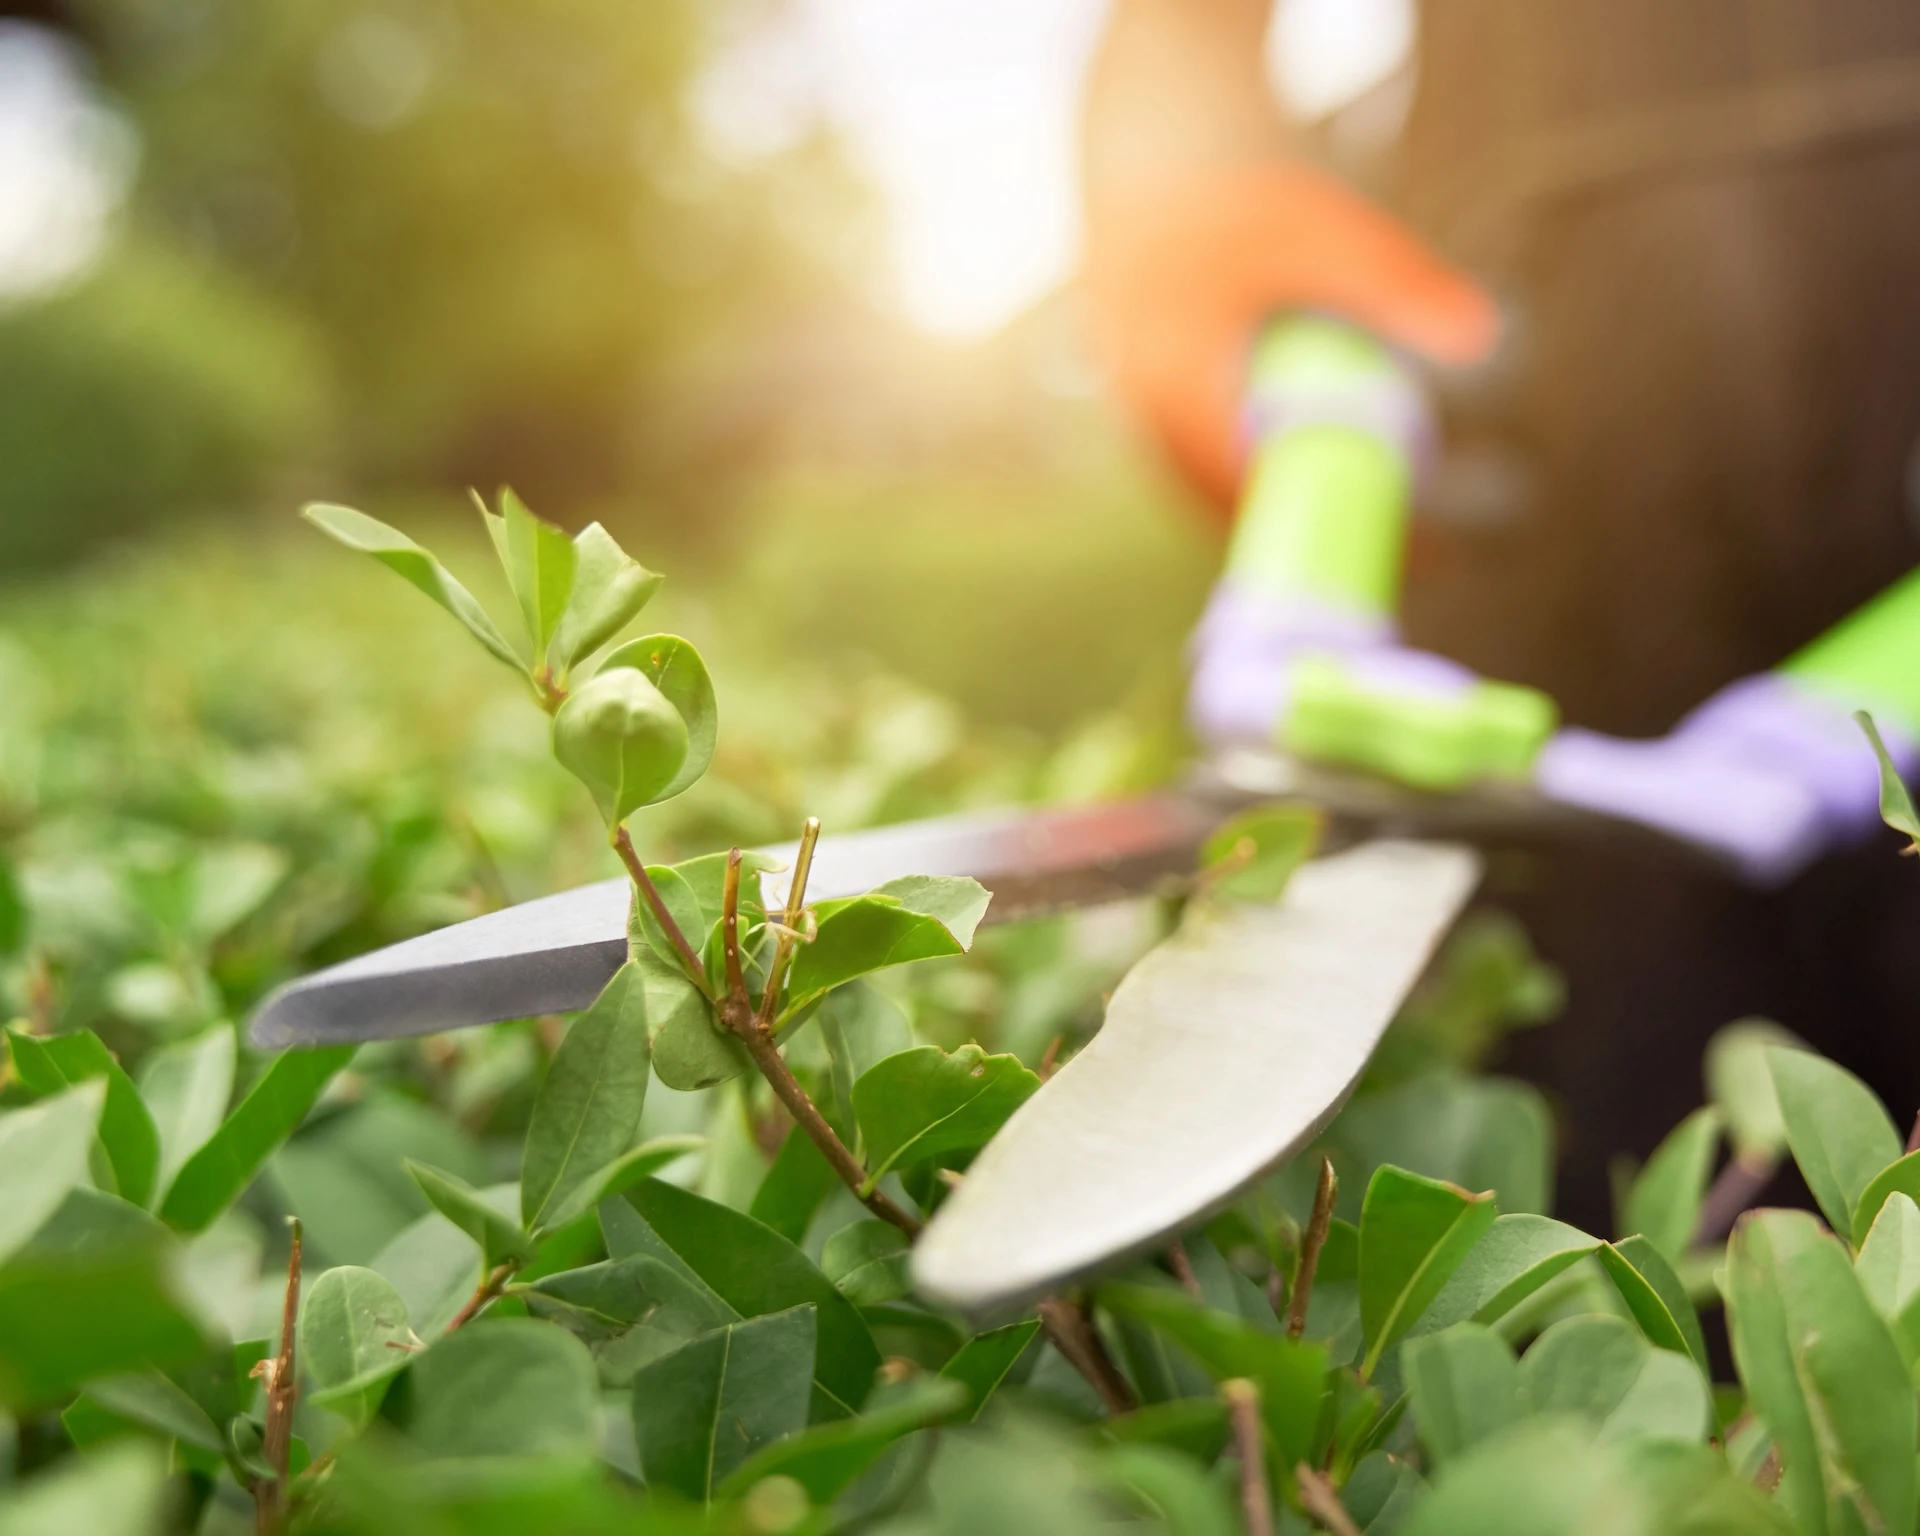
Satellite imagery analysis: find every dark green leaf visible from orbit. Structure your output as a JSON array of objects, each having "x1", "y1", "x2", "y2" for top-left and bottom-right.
[
  {"x1": 1342, "y1": 1450, "x2": 1429, "y2": 1534},
  {"x1": 634, "y1": 949, "x2": 744, "y2": 1092},
  {"x1": 822, "y1": 1220, "x2": 912, "y2": 1307},
  {"x1": 1857, "y1": 711, "x2": 1920, "y2": 850},
  {"x1": 631, "y1": 1306, "x2": 816, "y2": 1502},
  {"x1": 551, "y1": 665, "x2": 690, "y2": 826},
  {"x1": 137, "y1": 1027, "x2": 234, "y2": 1205},
  {"x1": 940, "y1": 1320, "x2": 1041, "y2": 1421},
  {"x1": 787, "y1": 876, "x2": 992, "y2": 1013},
  {"x1": 298, "y1": 1265, "x2": 417, "y2": 1424},
  {"x1": 405, "y1": 1317, "x2": 600, "y2": 1461},
  {"x1": 1402, "y1": 1323, "x2": 1520, "y2": 1467},
  {"x1": 1621, "y1": 1107, "x2": 1720, "y2": 1264},
  {"x1": 1357, "y1": 1166, "x2": 1497, "y2": 1378},
  {"x1": 159, "y1": 1045, "x2": 353, "y2": 1234},
  {"x1": 1099, "y1": 1397, "x2": 1230, "y2": 1462},
  {"x1": 7, "y1": 1030, "x2": 158, "y2": 1210},
  {"x1": 521, "y1": 961, "x2": 652, "y2": 1234},
  {"x1": 551, "y1": 521, "x2": 662, "y2": 674},
  {"x1": 1519, "y1": 1314, "x2": 1709, "y2": 1443},
  {"x1": 1596, "y1": 1237, "x2": 1708, "y2": 1369},
  {"x1": 1854, "y1": 1190, "x2": 1920, "y2": 1369},
  {"x1": 1768, "y1": 1046, "x2": 1900, "y2": 1242},
  {"x1": 750, "y1": 1126, "x2": 839, "y2": 1244},
  {"x1": 303, "y1": 503, "x2": 525, "y2": 670},
  {"x1": 517, "y1": 1253, "x2": 715, "y2": 1347},
  {"x1": 598, "y1": 635, "x2": 716, "y2": 803},
  {"x1": 0, "y1": 1081, "x2": 104, "y2": 1267},
  {"x1": 720, "y1": 1374, "x2": 965, "y2": 1504},
  {"x1": 1333, "y1": 1071, "x2": 1552, "y2": 1217},
  {"x1": 851, "y1": 1043, "x2": 1039, "y2": 1190},
  {"x1": 405, "y1": 1162, "x2": 535, "y2": 1268},
  {"x1": 1726, "y1": 1208, "x2": 1916, "y2": 1536},
  {"x1": 1704, "y1": 1019, "x2": 1799, "y2": 1164},
  {"x1": 494, "y1": 487, "x2": 577, "y2": 662},
  {"x1": 532, "y1": 1135, "x2": 702, "y2": 1239},
  {"x1": 1414, "y1": 1215, "x2": 1598, "y2": 1336},
  {"x1": 1198, "y1": 803, "x2": 1322, "y2": 901}
]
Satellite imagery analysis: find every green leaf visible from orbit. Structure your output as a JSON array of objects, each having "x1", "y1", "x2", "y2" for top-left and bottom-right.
[
  {"x1": 1357, "y1": 1166, "x2": 1498, "y2": 1378},
  {"x1": 303, "y1": 503, "x2": 525, "y2": 670},
  {"x1": 822, "y1": 1220, "x2": 911, "y2": 1307},
  {"x1": 495, "y1": 487, "x2": 577, "y2": 662},
  {"x1": 787, "y1": 875, "x2": 992, "y2": 1013},
  {"x1": 7, "y1": 1030, "x2": 159, "y2": 1209},
  {"x1": 1342, "y1": 1450, "x2": 1429, "y2": 1535},
  {"x1": 1596, "y1": 1236, "x2": 1708, "y2": 1369},
  {"x1": 298, "y1": 1265, "x2": 417, "y2": 1425},
  {"x1": 1333, "y1": 1070, "x2": 1553, "y2": 1217},
  {"x1": 627, "y1": 865, "x2": 706, "y2": 978},
  {"x1": 369, "y1": 1208, "x2": 483, "y2": 1341},
  {"x1": 405, "y1": 1161, "x2": 535, "y2": 1269},
  {"x1": 1621, "y1": 1107, "x2": 1720, "y2": 1264},
  {"x1": 597, "y1": 635, "x2": 716, "y2": 802},
  {"x1": 1402, "y1": 1322, "x2": 1520, "y2": 1467},
  {"x1": 604, "y1": 1178, "x2": 880, "y2": 1415},
  {"x1": 1097, "y1": 1281, "x2": 1327, "y2": 1467},
  {"x1": 1851, "y1": 1147, "x2": 1920, "y2": 1249},
  {"x1": 1704, "y1": 1019, "x2": 1799, "y2": 1163},
  {"x1": 1726, "y1": 1208, "x2": 1917, "y2": 1536},
  {"x1": 631, "y1": 1306, "x2": 816, "y2": 1502},
  {"x1": 0, "y1": 1442, "x2": 170, "y2": 1536},
  {"x1": 0, "y1": 1081, "x2": 105, "y2": 1268},
  {"x1": 138, "y1": 1026, "x2": 234, "y2": 1206},
  {"x1": 551, "y1": 665, "x2": 690, "y2": 826},
  {"x1": 71, "y1": 1370, "x2": 224, "y2": 1454},
  {"x1": 720, "y1": 1374, "x2": 966, "y2": 1504},
  {"x1": 521, "y1": 961, "x2": 652, "y2": 1234},
  {"x1": 939, "y1": 1319, "x2": 1041, "y2": 1421},
  {"x1": 516, "y1": 1253, "x2": 715, "y2": 1349},
  {"x1": 1102, "y1": 1442, "x2": 1242, "y2": 1536},
  {"x1": 1415, "y1": 1214, "x2": 1599, "y2": 1335},
  {"x1": 1768, "y1": 1046, "x2": 1901, "y2": 1242},
  {"x1": 551, "y1": 521, "x2": 663, "y2": 674},
  {"x1": 0, "y1": 855, "x2": 23, "y2": 960},
  {"x1": 159, "y1": 1044, "x2": 354, "y2": 1234},
  {"x1": 851, "y1": 1042, "x2": 1038, "y2": 1191},
  {"x1": 405, "y1": 1317, "x2": 600, "y2": 1461},
  {"x1": 1198, "y1": 802, "x2": 1322, "y2": 901},
  {"x1": 1857, "y1": 710, "x2": 1920, "y2": 850},
  {"x1": 531, "y1": 1135, "x2": 702, "y2": 1239},
  {"x1": 1519, "y1": 1314, "x2": 1709, "y2": 1443},
  {"x1": 1854, "y1": 1191, "x2": 1920, "y2": 1369},
  {"x1": 633, "y1": 948, "x2": 743, "y2": 1092},
  {"x1": 750, "y1": 1126, "x2": 839, "y2": 1244},
  {"x1": 1100, "y1": 1397, "x2": 1230, "y2": 1463}
]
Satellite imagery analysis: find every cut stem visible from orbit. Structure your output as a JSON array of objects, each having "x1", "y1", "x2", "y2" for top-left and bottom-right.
[
  {"x1": 1693, "y1": 1152, "x2": 1775, "y2": 1247},
  {"x1": 758, "y1": 817, "x2": 820, "y2": 1029},
  {"x1": 254, "y1": 1220, "x2": 303, "y2": 1536},
  {"x1": 1288, "y1": 1156, "x2": 1337, "y2": 1340},
  {"x1": 1224, "y1": 1379, "x2": 1273, "y2": 1536},
  {"x1": 1036, "y1": 1295, "x2": 1137, "y2": 1416},
  {"x1": 613, "y1": 825, "x2": 711, "y2": 995},
  {"x1": 721, "y1": 848, "x2": 749, "y2": 1000},
  {"x1": 1296, "y1": 1464, "x2": 1361, "y2": 1536}
]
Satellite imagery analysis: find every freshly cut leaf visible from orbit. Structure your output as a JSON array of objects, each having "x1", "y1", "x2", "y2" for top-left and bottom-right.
[
  {"x1": 1597, "y1": 1237, "x2": 1708, "y2": 1369},
  {"x1": 822, "y1": 1220, "x2": 912, "y2": 1307},
  {"x1": 406, "y1": 1317, "x2": 599, "y2": 1461},
  {"x1": 750, "y1": 1126, "x2": 839, "y2": 1244},
  {"x1": 1415, "y1": 1215, "x2": 1598, "y2": 1335},
  {"x1": 940, "y1": 1319, "x2": 1040, "y2": 1421},
  {"x1": 405, "y1": 1162, "x2": 535, "y2": 1268},
  {"x1": 551, "y1": 666, "x2": 690, "y2": 826},
  {"x1": 1704, "y1": 1019, "x2": 1799, "y2": 1163},
  {"x1": 551, "y1": 521, "x2": 662, "y2": 673},
  {"x1": 1198, "y1": 802, "x2": 1322, "y2": 901},
  {"x1": 0, "y1": 1081, "x2": 105, "y2": 1267},
  {"x1": 597, "y1": 635, "x2": 716, "y2": 803},
  {"x1": 1768, "y1": 1047, "x2": 1900, "y2": 1242},
  {"x1": 635, "y1": 949, "x2": 743, "y2": 1092},
  {"x1": 7, "y1": 1029, "x2": 159, "y2": 1209},
  {"x1": 1621, "y1": 1107, "x2": 1720, "y2": 1264},
  {"x1": 72, "y1": 1370, "x2": 224, "y2": 1454},
  {"x1": 521, "y1": 962, "x2": 653, "y2": 1234},
  {"x1": 1519, "y1": 1314, "x2": 1709, "y2": 1444},
  {"x1": 299, "y1": 1265, "x2": 416, "y2": 1423},
  {"x1": 138, "y1": 1027, "x2": 235, "y2": 1205},
  {"x1": 787, "y1": 875, "x2": 992, "y2": 1012},
  {"x1": 606, "y1": 1178, "x2": 879, "y2": 1415},
  {"x1": 630, "y1": 1306, "x2": 816, "y2": 1502},
  {"x1": 532, "y1": 1135, "x2": 702, "y2": 1238},
  {"x1": 1858, "y1": 711, "x2": 1920, "y2": 851},
  {"x1": 303, "y1": 503, "x2": 524, "y2": 670},
  {"x1": 1098, "y1": 1281, "x2": 1327, "y2": 1467},
  {"x1": 851, "y1": 1043, "x2": 1039, "y2": 1190},
  {"x1": 159, "y1": 1045, "x2": 354, "y2": 1234},
  {"x1": 1851, "y1": 1148, "x2": 1920, "y2": 1249},
  {"x1": 1402, "y1": 1322, "x2": 1519, "y2": 1467},
  {"x1": 1726, "y1": 1208, "x2": 1916, "y2": 1536},
  {"x1": 720, "y1": 1374, "x2": 966, "y2": 1503},
  {"x1": 1855, "y1": 1191, "x2": 1920, "y2": 1368},
  {"x1": 0, "y1": 1441, "x2": 171, "y2": 1536},
  {"x1": 496, "y1": 487, "x2": 577, "y2": 661},
  {"x1": 1357, "y1": 1166, "x2": 1497, "y2": 1377}
]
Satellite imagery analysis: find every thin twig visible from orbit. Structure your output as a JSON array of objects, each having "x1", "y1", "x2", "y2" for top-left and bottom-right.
[
  {"x1": 613, "y1": 826, "x2": 712, "y2": 995},
  {"x1": 1289, "y1": 1157, "x2": 1337, "y2": 1340},
  {"x1": 1693, "y1": 1153, "x2": 1775, "y2": 1247},
  {"x1": 1166, "y1": 1238, "x2": 1203, "y2": 1299},
  {"x1": 721, "y1": 848, "x2": 749, "y2": 1000},
  {"x1": 1036, "y1": 1295, "x2": 1137, "y2": 1415},
  {"x1": 253, "y1": 1220, "x2": 303, "y2": 1536},
  {"x1": 1038, "y1": 1035, "x2": 1064, "y2": 1081},
  {"x1": 1224, "y1": 1379, "x2": 1273, "y2": 1536},
  {"x1": 446, "y1": 1261, "x2": 517, "y2": 1332},
  {"x1": 1296, "y1": 1464, "x2": 1361, "y2": 1536},
  {"x1": 758, "y1": 818, "x2": 820, "y2": 1029}
]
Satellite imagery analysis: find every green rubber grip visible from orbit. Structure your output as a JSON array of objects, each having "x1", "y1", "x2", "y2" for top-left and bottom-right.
[{"x1": 1782, "y1": 565, "x2": 1920, "y2": 738}]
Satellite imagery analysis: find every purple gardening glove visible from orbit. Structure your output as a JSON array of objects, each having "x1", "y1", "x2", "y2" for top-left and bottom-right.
[{"x1": 1535, "y1": 674, "x2": 1917, "y2": 883}]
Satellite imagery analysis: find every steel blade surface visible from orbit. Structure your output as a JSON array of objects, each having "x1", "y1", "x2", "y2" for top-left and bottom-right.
[{"x1": 910, "y1": 838, "x2": 1482, "y2": 1316}]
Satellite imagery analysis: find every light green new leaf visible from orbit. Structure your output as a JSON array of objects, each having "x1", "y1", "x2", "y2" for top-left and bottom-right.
[
  {"x1": 532, "y1": 1135, "x2": 702, "y2": 1239},
  {"x1": 1622, "y1": 1107, "x2": 1721, "y2": 1264},
  {"x1": 1402, "y1": 1322, "x2": 1520, "y2": 1466},
  {"x1": 851, "y1": 1043, "x2": 1038, "y2": 1191},
  {"x1": 1726, "y1": 1208, "x2": 1916, "y2": 1536},
  {"x1": 405, "y1": 1317, "x2": 599, "y2": 1461},
  {"x1": 597, "y1": 635, "x2": 716, "y2": 802},
  {"x1": 1851, "y1": 1148, "x2": 1920, "y2": 1249},
  {"x1": 1519, "y1": 1314, "x2": 1709, "y2": 1444},
  {"x1": 822, "y1": 1220, "x2": 912, "y2": 1307},
  {"x1": 303, "y1": 503, "x2": 525, "y2": 670},
  {"x1": 7, "y1": 1030, "x2": 157, "y2": 1209},
  {"x1": 496, "y1": 487, "x2": 577, "y2": 662},
  {"x1": 1596, "y1": 1236, "x2": 1708, "y2": 1369},
  {"x1": 298, "y1": 1265, "x2": 416, "y2": 1424},
  {"x1": 634, "y1": 949, "x2": 743, "y2": 1092},
  {"x1": 1855, "y1": 1191, "x2": 1920, "y2": 1370},
  {"x1": 1357, "y1": 1166, "x2": 1498, "y2": 1378},
  {"x1": 1768, "y1": 1046, "x2": 1901, "y2": 1242},
  {"x1": 787, "y1": 875, "x2": 992, "y2": 1013},
  {"x1": 521, "y1": 961, "x2": 652, "y2": 1234},
  {"x1": 0, "y1": 1442, "x2": 171, "y2": 1536},
  {"x1": 138, "y1": 1026, "x2": 234, "y2": 1206},
  {"x1": 939, "y1": 1319, "x2": 1040, "y2": 1421},
  {"x1": 159, "y1": 1044, "x2": 354, "y2": 1234},
  {"x1": 0, "y1": 1081, "x2": 105, "y2": 1268},
  {"x1": 631, "y1": 1306, "x2": 817, "y2": 1502},
  {"x1": 1857, "y1": 711, "x2": 1920, "y2": 850},
  {"x1": 551, "y1": 521, "x2": 663, "y2": 674},
  {"x1": 1704, "y1": 1019, "x2": 1800, "y2": 1163},
  {"x1": 551, "y1": 665, "x2": 690, "y2": 826},
  {"x1": 405, "y1": 1162, "x2": 535, "y2": 1269},
  {"x1": 719, "y1": 1374, "x2": 966, "y2": 1504},
  {"x1": 1198, "y1": 802, "x2": 1322, "y2": 901},
  {"x1": 1415, "y1": 1214, "x2": 1598, "y2": 1336}
]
